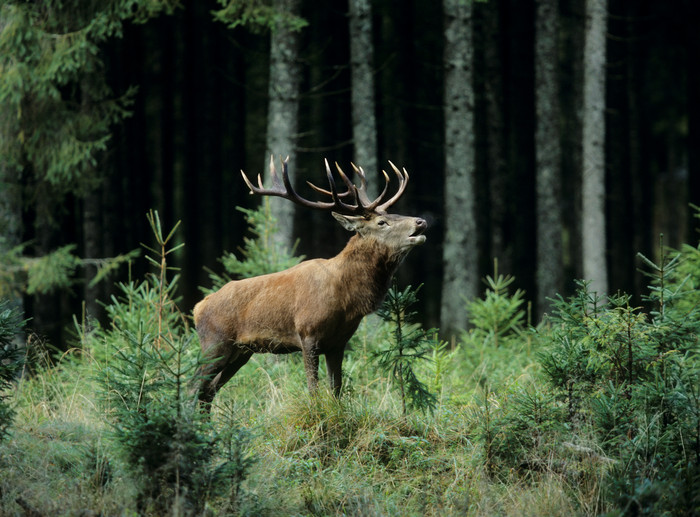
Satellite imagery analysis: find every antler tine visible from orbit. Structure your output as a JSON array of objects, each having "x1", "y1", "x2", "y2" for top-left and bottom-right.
[
  {"x1": 307, "y1": 163, "x2": 360, "y2": 202},
  {"x1": 241, "y1": 155, "x2": 282, "y2": 195},
  {"x1": 334, "y1": 162, "x2": 357, "y2": 192},
  {"x1": 353, "y1": 164, "x2": 391, "y2": 212},
  {"x1": 269, "y1": 154, "x2": 282, "y2": 188},
  {"x1": 322, "y1": 159, "x2": 364, "y2": 213},
  {"x1": 376, "y1": 161, "x2": 409, "y2": 212},
  {"x1": 350, "y1": 163, "x2": 371, "y2": 206},
  {"x1": 323, "y1": 158, "x2": 340, "y2": 204},
  {"x1": 241, "y1": 156, "x2": 335, "y2": 210}
]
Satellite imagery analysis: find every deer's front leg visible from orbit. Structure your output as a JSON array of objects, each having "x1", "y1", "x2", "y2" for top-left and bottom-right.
[
  {"x1": 325, "y1": 348, "x2": 345, "y2": 396},
  {"x1": 302, "y1": 339, "x2": 320, "y2": 392}
]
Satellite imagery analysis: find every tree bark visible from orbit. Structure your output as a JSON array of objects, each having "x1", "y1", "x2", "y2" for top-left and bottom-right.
[
  {"x1": 441, "y1": 0, "x2": 477, "y2": 337},
  {"x1": 0, "y1": 166, "x2": 23, "y2": 320},
  {"x1": 535, "y1": 0, "x2": 563, "y2": 315},
  {"x1": 265, "y1": 0, "x2": 302, "y2": 250},
  {"x1": 581, "y1": 0, "x2": 608, "y2": 296},
  {"x1": 82, "y1": 184, "x2": 101, "y2": 322},
  {"x1": 560, "y1": 0, "x2": 585, "y2": 283},
  {"x1": 0, "y1": 17, "x2": 24, "y2": 324},
  {"x1": 81, "y1": 75, "x2": 103, "y2": 324},
  {"x1": 348, "y1": 0, "x2": 378, "y2": 196},
  {"x1": 688, "y1": 5, "x2": 700, "y2": 235},
  {"x1": 482, "y1": 0, "x2": 509, "y2": 275}
]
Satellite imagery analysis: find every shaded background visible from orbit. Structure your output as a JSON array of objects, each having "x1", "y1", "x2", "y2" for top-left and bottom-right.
[{"x1": 3, "y1": 0, "x2": 698, "y2": 346}]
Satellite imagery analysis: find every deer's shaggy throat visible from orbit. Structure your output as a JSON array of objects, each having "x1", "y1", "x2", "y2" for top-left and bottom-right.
[{"x1": 333, "y1": 234, "x2": 405, "y2": 317}]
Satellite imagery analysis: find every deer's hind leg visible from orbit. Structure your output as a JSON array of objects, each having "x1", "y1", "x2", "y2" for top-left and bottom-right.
[
  {"x1": 198, "y1": 345, "x2": 252, "y2": 409},
  {"x1": 301, "y1": 337, "x2": 321, "y2": 393}
]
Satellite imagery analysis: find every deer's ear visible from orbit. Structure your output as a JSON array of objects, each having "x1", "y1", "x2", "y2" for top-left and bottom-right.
[{"x1": 332, "y1": 212, "x2": 365, "y2": 232}]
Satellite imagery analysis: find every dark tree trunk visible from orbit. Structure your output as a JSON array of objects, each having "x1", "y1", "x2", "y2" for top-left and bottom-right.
[
  {"x1": 560, "y1": 0, "x2": 585, "y2": 287},
  {"x1": 534, "y1": 0, "x2": 563, "y2": 316},
  {"x1": 688, "y1": 4, "x2": 700, "y2": 235},
  {"x1": 441, "y1": 0, "x2": 477, "y2": 337},
  {"x1": 265, "y1": 0, "x2": 303, "y2": 250},
  {"x1": 349, "y1": 0, "x2": 378, "y2": 197},
  {"x1": 482, "y1": 0, "x2": 510, "y2": 275}
]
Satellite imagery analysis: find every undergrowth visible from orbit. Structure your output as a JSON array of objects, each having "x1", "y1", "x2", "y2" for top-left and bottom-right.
[{"x1": 0, "y1": 204, "x2": 697, "y2": 516}]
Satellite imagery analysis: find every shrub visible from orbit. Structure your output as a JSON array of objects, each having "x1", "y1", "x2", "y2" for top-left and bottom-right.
[
  {"x1": 0, "y1": 300, "x2": 24, "y2": 443},
  {"x1": 374, "y1": 283, "x2": 438, "y2": 415},
  {"x1": 96, "y1": 211, "x2": 254, "y2": 515},
  {"x1": 538, "y1": 238, "x2": 700, "y2": 515}
]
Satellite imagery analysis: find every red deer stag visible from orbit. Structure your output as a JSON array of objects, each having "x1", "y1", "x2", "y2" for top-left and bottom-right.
[{"x1": 194, "y1": 157, "x2": 427, "y2": 406}]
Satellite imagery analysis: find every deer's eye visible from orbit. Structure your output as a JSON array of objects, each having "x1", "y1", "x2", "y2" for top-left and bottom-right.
[{"x1": 377, "y1": 219, "x2": 388, "y2": 226}]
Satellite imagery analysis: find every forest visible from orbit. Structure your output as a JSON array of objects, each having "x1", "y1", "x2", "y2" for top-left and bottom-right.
[{"x1": 1, "y1": 0, "x2": 699, "y2": 516}]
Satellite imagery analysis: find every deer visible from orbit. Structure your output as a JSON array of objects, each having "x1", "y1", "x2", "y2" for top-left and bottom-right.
[{"x1": 193, "y1": 156, "x2": 427, "y2": 407}]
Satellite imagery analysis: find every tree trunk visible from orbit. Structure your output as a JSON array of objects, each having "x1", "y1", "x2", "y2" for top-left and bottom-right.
[
  {"x1": 0, "y1": 167, "x2": 24, "y2": 318},
  {"x1": 581, "y1": 0, "x2": 608, "y2": 296},
  {"x1": 688, "y1": 6, "x2": 700, "y2": 236},
  {"x1": 82, "y1": 185, "x2": 101, "y2": 322},
  {"x1": 81, "y1": 76, "x2": 103, "y2": 324},
  {"x1": 266, "y1": 0, "x2": 302, "y2": 250},
  {"x1": 348, "y1": 0, "x2": 378, "y2": 196},
  {"x1": 482, "y1": 0, "x2": 509, "y2": 275},
  {"x1": 0, "y1": 16, "x2": 24, "y2": 326},
  {"x1": 560, "y1": 0, "x2": 585, "y2": 283},
  {"x1": 441, "y1": 0, "x2": 477, "y2": 337},
  {"x1": 535, "y1": 0, "x2": 563, "y2": 316}
]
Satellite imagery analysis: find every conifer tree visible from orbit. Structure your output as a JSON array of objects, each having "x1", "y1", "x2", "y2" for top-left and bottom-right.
[
  {"x1": 375, "y1": 283, "x2": 437, "y2": 415},
  {"x1": 0, "y1": 0, "x2": 179, "y2": 307}
]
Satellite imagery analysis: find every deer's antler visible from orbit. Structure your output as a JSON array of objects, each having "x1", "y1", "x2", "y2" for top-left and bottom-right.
[{"x1": 241, "y1": 156, "x2": 409, "y2": 215}]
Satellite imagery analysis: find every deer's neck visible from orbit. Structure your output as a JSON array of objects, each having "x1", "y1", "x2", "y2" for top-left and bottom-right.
[{"x1": 332, "y1": 234, "x2": 404, "y2": 318}]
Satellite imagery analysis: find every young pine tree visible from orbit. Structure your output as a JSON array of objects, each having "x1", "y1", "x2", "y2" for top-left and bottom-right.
[
  {"x1": 202, "y1": 200, "x2": 303, "y2": 293},
  {"x1": 538, "y1": 234, "x2": 700, "y2": 515},
  {"x1": 374, "y1": 283, "x2": 437, "y2": 415},
  {"x1": 97, "y1": 211, "x2": 253, "y2": 515}
]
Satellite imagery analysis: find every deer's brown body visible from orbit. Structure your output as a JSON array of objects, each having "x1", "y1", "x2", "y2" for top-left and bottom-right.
[{"x1": 194, "y1": 158, "x2": 426, "y2": 406}]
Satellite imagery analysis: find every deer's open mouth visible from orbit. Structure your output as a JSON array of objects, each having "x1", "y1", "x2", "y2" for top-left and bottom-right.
[{"x1": 408, "y1": 224, "x2": 427, "y2": 245}]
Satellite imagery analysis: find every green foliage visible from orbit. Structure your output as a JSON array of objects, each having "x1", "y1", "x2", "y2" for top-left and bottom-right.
[
  {"x1": 459, "y1": 230, "x2": 699, "y2": 515},
  {"x1": 374, "y1": 283, "x2": 437, "y2": 415},
  {"x1": 426, "y1": 337, "x2": 460, "y2": 397},
  {"x1": 459, "y1": 262, "x2": 535, "y2": 391},
  {"x1": 25, "y1": 245, "x2": 81, "y2": 295},
  {"x1": 0, "y1": 236, "x2": 139, "y2": 298},
  {"x1": 203, "y1": 200, "x2": 303, "y2": 293},
  {"x1": 470, "y1": 383, "x2": 563, "y2": 476},
  {"x1": 536, "y1": 242, "x2": 700, "y2": 515},
  {"x1": 0, "y1": 0, "x2": 179, "y2": 188},
  {"x1": 96, "y1": 211, "x2": 253, "y2": 514},
  {"x1": 466, "y1": 260, "x2": 527, "y2": 348},
  {"x1": 213, "y1": 0, "x2": 308, "y2": 33},
  {"x1": 0, "y1": 300, "x2": 24, "y2": 443}
]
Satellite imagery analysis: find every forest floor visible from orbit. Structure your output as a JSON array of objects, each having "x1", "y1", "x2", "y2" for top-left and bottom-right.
[{"x1": 0, "y1": 315, "x2": 604, "y2": 516}]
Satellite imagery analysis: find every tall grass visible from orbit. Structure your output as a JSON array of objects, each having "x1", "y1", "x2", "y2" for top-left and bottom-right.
[{"x1": 0, "y1": 330, "x2": 590, "y2": 516}]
